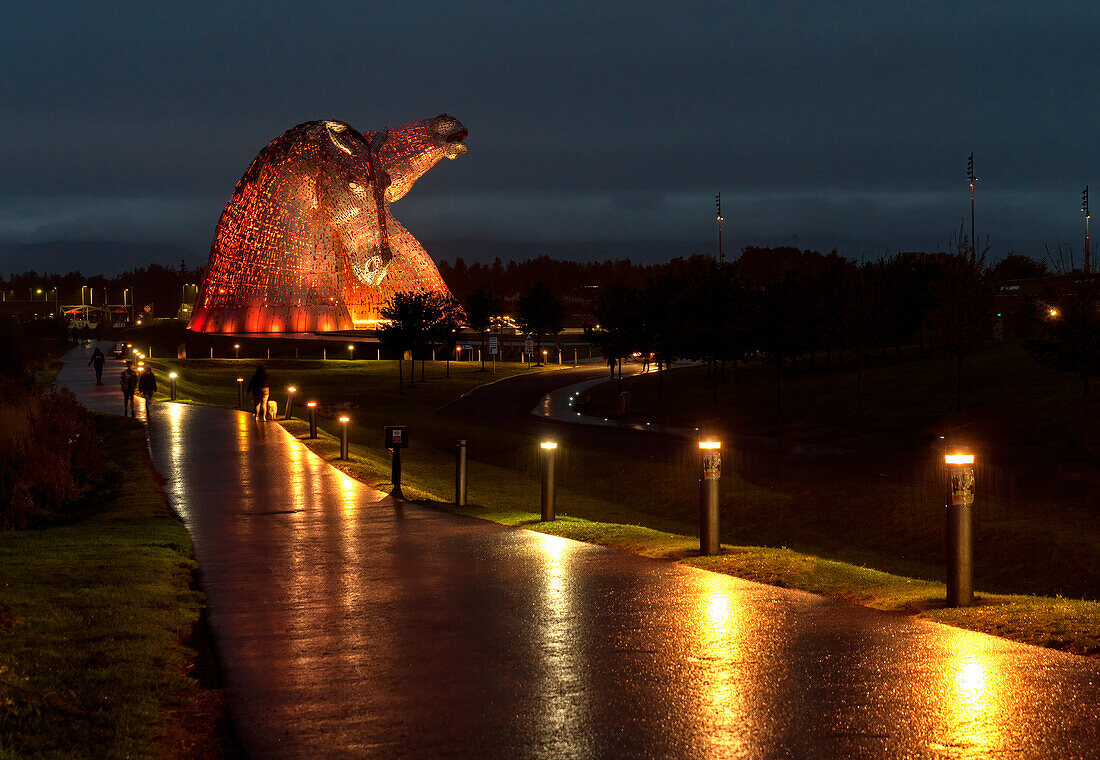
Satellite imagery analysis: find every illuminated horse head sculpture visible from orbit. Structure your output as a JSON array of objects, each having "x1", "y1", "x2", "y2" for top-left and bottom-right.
[{"x1": 188, "y1": 115, "x2": 467, "y2": 333}]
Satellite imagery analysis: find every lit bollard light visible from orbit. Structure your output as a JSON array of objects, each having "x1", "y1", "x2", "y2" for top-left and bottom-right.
[
  {"x1": 698, "y1": 440, "x2": 722, "y2": 555},
  {"x1": 236, "y1": 377, "x2": 245, "y2": 410},
  {"x1": 540, "y1": 441, "x2": 557, "y2": 521},
  {"x1": 455, "y1": 439, "x2": 468, "y2": 507},
  {"x1": 285, "y1": 386, "x2": 296, "y2": 419},
  {"x1": 347, "y1": 344, "x2": 355, "y2": 360},
  {"x1": 945, "y1": 451, "x2": 976, "y2": 607},
  {"x1": 307, "y1": 401, "x2": 318, "y2": 439},
  {"x1": 339, "y1": 416, "x2": 350, "y2": 460},
  {"x1": 169, "y1": 372, "x2": 177, "y2": 401},
  {"x1": 209, "y1": 347, "x2": 214, "y2": 359},
  {"x1": 234, "y1": 343, "x2": 240, "y2": 360}
]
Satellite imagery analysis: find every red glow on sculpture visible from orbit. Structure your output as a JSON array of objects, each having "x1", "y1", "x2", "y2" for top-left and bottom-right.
[{"x1": 189, "y1": 115, "x2": 467, "y2": 333}]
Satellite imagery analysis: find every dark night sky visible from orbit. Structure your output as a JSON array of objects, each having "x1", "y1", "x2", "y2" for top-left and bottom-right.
[{"x1": 2, "y1": 1, "x2": 1098, "y2": 273}]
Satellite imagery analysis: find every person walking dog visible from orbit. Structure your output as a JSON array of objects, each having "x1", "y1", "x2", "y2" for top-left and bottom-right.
[{"x1": 246, "y1": 365, "x2": 270, "y2": 422}]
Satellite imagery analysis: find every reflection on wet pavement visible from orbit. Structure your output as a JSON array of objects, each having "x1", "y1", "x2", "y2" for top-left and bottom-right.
[{"x1": 57, "y1": 345, "x2": 1100, "y2": 759}]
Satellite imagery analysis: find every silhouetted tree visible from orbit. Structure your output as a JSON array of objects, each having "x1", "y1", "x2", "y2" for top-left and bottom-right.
[
  {"x1": 464, "y1": 288, "x2": 501, "y2": 371},
  {"x1": 925, "y1": 230, "x2": 993, "y2": 413},
  {"x1": 991, "y1": 254, "x2": 1048, "y2": 282},
  {"x1": 516, "y1": 282, "x2": 563, "y2": 365},
  {"x1": 380, "y1": 292, "x2": 436, "y2": 390},
  {"x1": 838, "y1": 261, "x2": 887, "y2": 419},
  {"x1": 587, "y1": 285, "x2": 642, "y2": 390}
]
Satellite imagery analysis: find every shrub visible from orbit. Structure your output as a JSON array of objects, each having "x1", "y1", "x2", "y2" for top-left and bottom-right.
[{"x1": 0, "y1": 387, "x2": 105, "y2": 530}]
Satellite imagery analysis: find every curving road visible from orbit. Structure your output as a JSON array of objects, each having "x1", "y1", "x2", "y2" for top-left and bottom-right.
[{"x1": 60, "y1": 347, "x2": 1100, "y2": 759}]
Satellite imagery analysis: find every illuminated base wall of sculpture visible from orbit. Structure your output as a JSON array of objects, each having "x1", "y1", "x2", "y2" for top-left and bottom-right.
[{"x1": 188, "y1": 115, "x2": 467, "y2": 333}]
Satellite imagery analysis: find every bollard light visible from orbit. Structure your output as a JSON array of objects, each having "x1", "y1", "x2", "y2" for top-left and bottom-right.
[
  {"x1": 698, "y1": 440, "x2": 722, "y2": 555},
  {"x1": 540, "y1": 441, "x2": 557, "y2": 521},
  {"x1": 236, "y1": 377, "x2": 245, "y2": 410},
  {"x1": 339, "y1": 416, "x2": 350, "y2": 460},
  {"x1": 456, "y1": 439, "x2": 468, "y2": 507},
  {"x1": 945, "y1": 450, "x2": 976, "y2": 607},
  {"x1": 307, "y1": 401, "x2": 318, "y2": 439},
  {"x1": 347, "y1": 344, "x2": 355, "y2": 360},
  {"x1": 285, "y1": 386, "x2": 297, "y2": 419},
  {"x1": 169, "y1": 371, "x2": 178, "y2": 401},
  {"x1": 542, "y1": 349, "x2": 548, "y2": 365}
]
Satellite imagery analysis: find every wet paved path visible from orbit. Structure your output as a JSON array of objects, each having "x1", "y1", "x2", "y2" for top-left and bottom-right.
[{"x1": 60, "y1": 345, "x2": 1100, "y2": 759}]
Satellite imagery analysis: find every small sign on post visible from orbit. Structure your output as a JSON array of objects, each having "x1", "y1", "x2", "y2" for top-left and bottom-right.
[
  {"x1": 384, "y1": 425, "x2": 410, "y2": 499},
  {"x1": 385, "y1": 425, "x2": 409, "y2": 450},
  {"x1": 489, "y1": 336, "x2": 498, "y2": 355}
]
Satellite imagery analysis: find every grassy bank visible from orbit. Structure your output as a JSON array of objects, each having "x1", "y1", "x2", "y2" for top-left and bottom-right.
[
  {"x1": 0, "y1": 414, "x2": 229, "y2": 759},
  {"x1": 143, "y1": 355, "x2": 1100, "y2": 655}
]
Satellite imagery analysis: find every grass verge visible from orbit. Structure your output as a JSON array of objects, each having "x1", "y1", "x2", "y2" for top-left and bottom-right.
[
  {"x1": 0, "y1": 413, "x2": 232, "y2": 759},
  {"x1": 277, "y1": 416, "x2": 1100, "y2": 657}
]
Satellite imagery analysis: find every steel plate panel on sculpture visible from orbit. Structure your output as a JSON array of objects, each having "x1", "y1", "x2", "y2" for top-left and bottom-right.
[{"x1": 188, "y1": 115, "x2": 467, "y2": 333}]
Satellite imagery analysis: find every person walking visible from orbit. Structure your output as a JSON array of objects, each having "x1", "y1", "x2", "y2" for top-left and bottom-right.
[
  {"x1": 120, "y1": 361, "x2": 138, "y2": 417},
  {"x1": 88, "y1": 347, "x2": 106, "y2": 384},
  {"x1": 138, "y1": 365, "x2": 157, "y2": 420},
  {"x1": 246, "y1": 365, "x2": 270, "y2": 421}
]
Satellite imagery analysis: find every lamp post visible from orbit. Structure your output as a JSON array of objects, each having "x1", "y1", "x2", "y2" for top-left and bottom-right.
[
  {"x1": 169, "y1": 372, "x2": 177, "y2": 401},
  {"x1": 698, "y1": 440, "x2": 722, "y2": 555},
  {"x1": 540, "y1": 441, "x2": 557, "y2": 521},
  {"x1": 285, "y1": 386, "x2": 297, "y2": 419},
  {"x1": 1083, "y1": 186, "x2": 1091, "y2": 275},
  {"x1": 541, "y1": 349, "x2": 548, "y2": 366},
  {"x1": 455, "y1": 439, "x2": 467, "y2": 507},
  {"x1": 236, "y1": 377, "x2": 245, "y2": 410},
  {"x1": 347, "y1": 344, "x2": 355, "y2": 360},
  {"x1": 967, "y1": 153, "x2": 977, "y2": 256},
  {"x1": 715, "y1": 192, "x2": 724, "y2": 263},
  {"x1": 339, "y1": 416, "x2": 350, "y2": 460},
  {"x1": 307, "y1": 401, "x2": 318, "y2": 438},
  {"x1": 234, "y1": 343, "x2": 240, "y2": 360},
  {"x1": 945, "y1": 451, "x2": 976, "y2": 607}
]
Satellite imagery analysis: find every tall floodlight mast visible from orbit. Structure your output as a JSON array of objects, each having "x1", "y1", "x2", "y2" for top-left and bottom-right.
[
  {"x1": 967, "y1": 152, "x2": 977, "y2": 256},
  {"x1": 715, "y1": 192, "x2": 724, "y2": 263},
  {"x1": 1083, "y1": 185, "x2": 1091, "y2": 274}
]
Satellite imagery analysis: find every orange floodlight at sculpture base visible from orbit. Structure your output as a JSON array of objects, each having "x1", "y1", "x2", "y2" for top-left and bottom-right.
[{"x1": 188, "y1": 115, "x2": 468, "y2": 334}]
